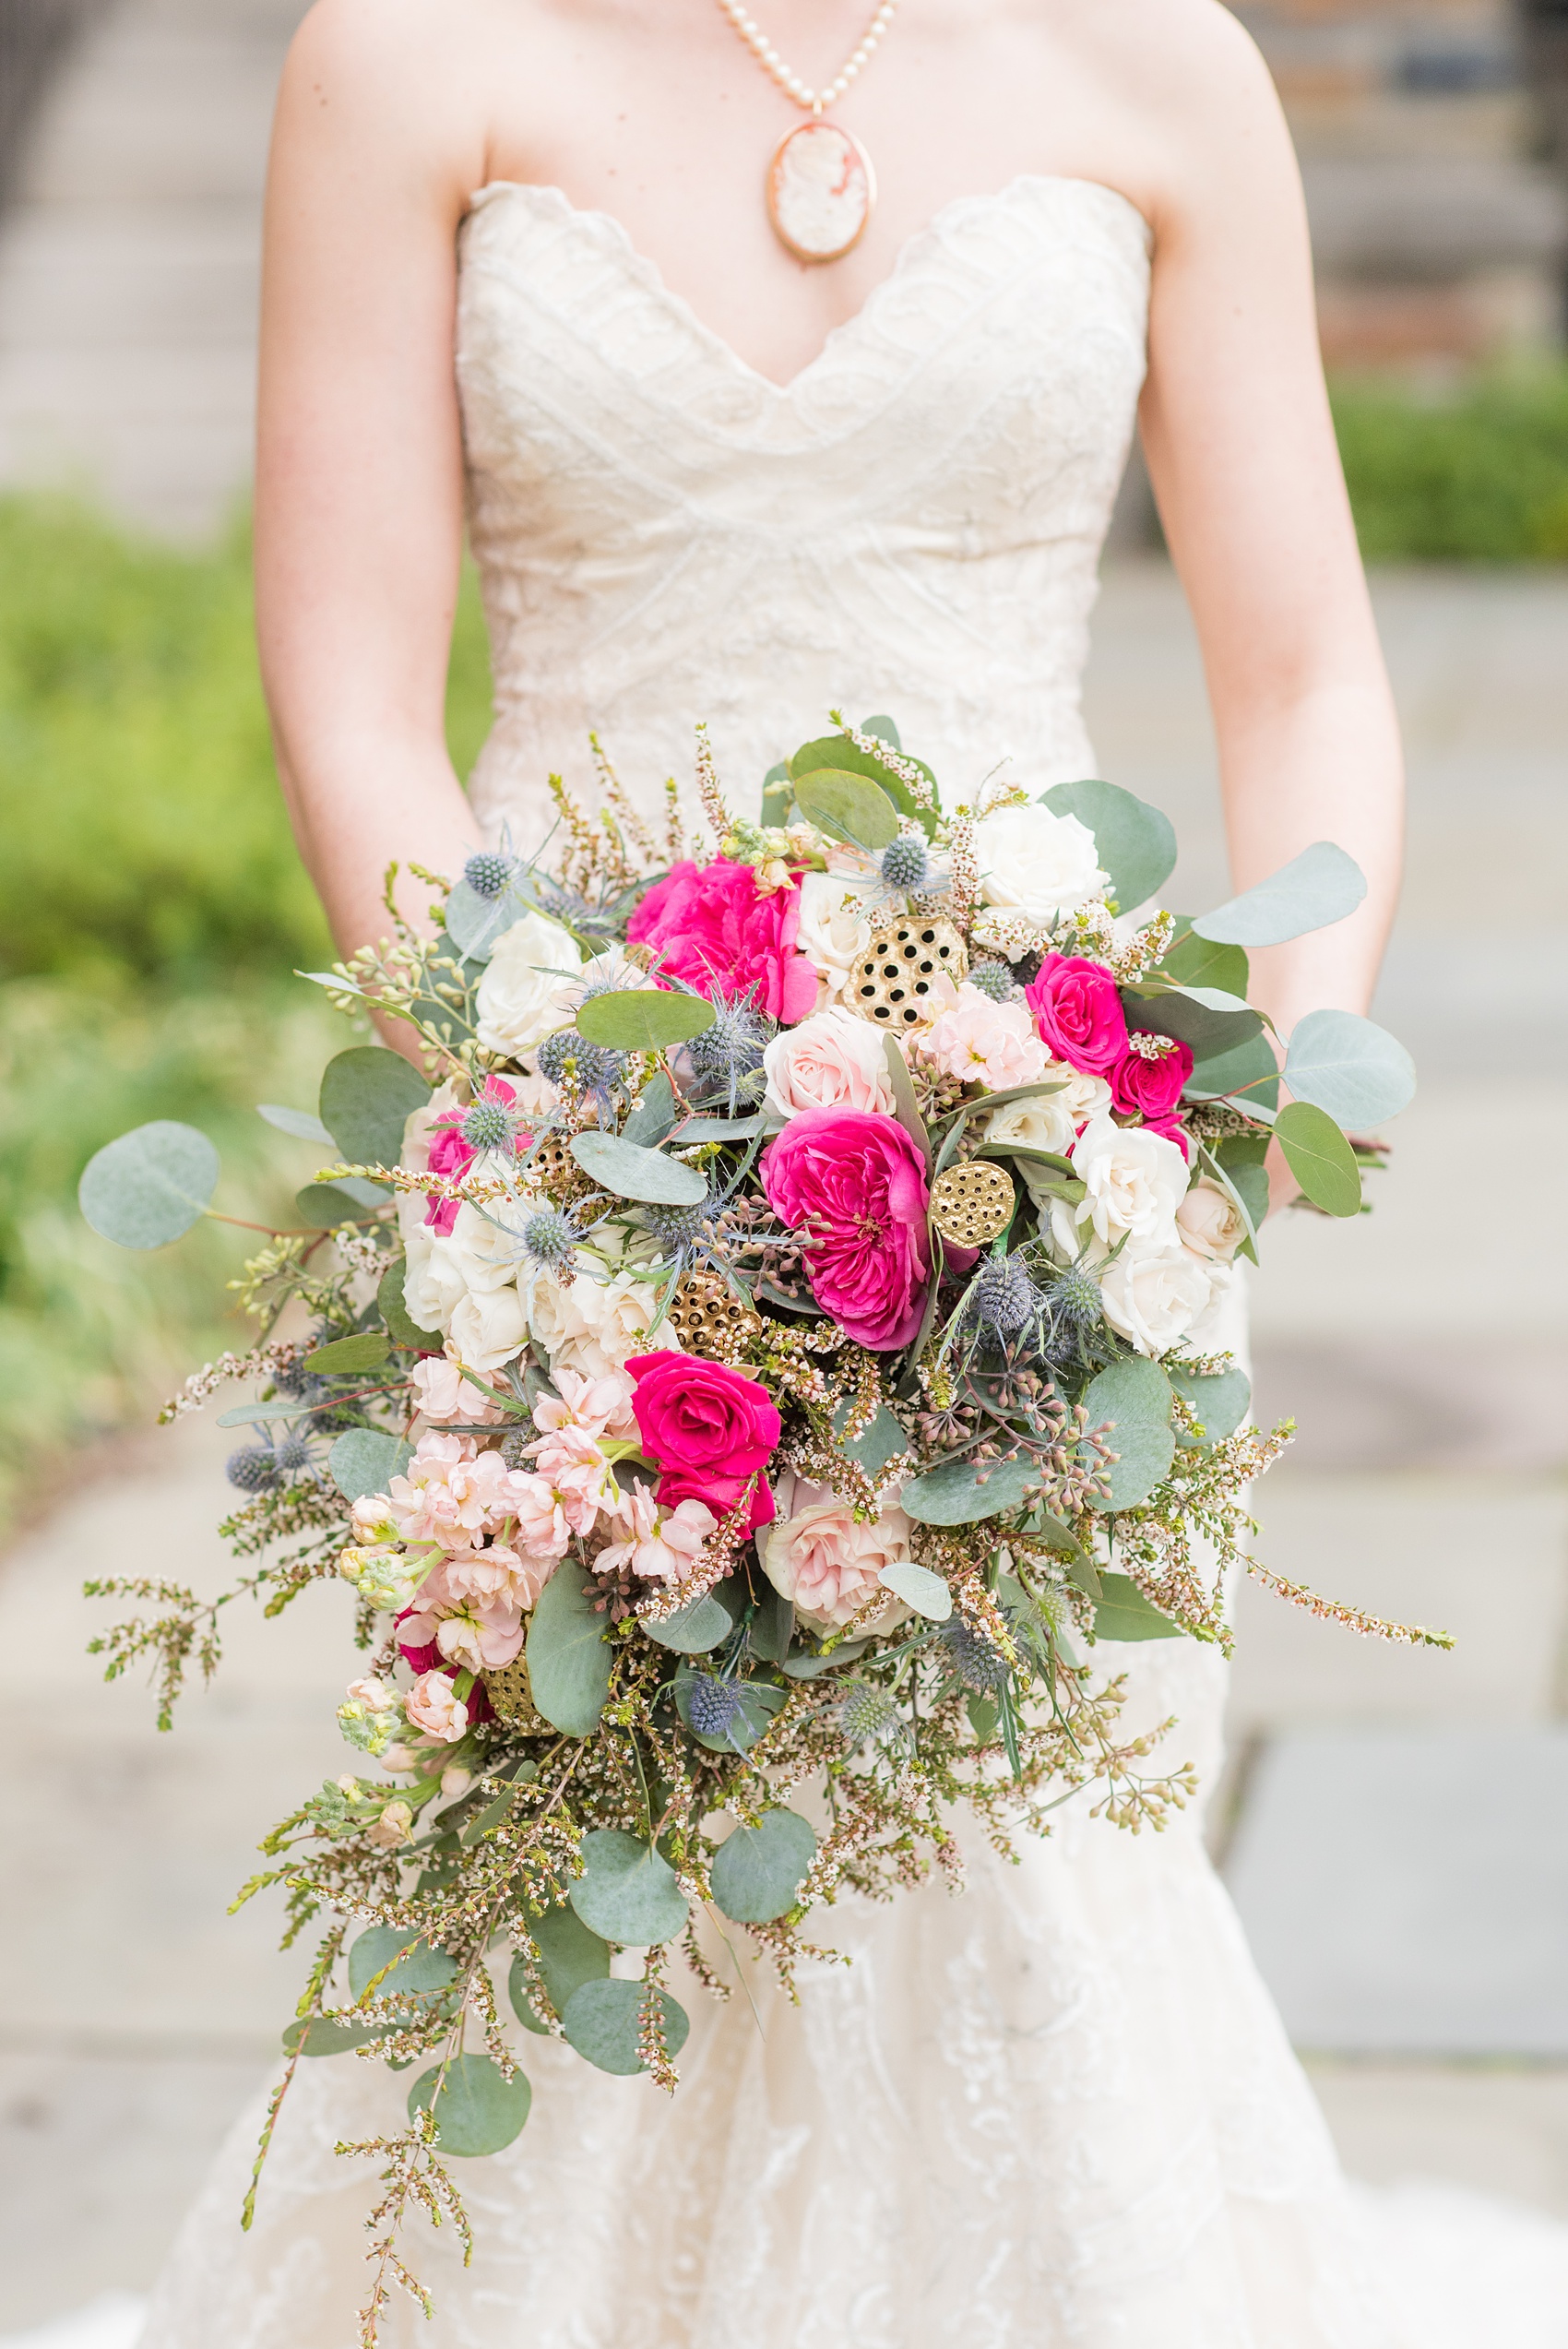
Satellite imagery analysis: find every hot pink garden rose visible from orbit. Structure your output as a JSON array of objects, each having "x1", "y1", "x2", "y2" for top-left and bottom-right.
[
  {"x1": 627, "y1": 858, "x2": 817, "y2": 1021},
  {"x1": 1111, "y1": 1032, "x2": 1194, "y2": 1122},
  {"x1": 1025, "y1": 954, "x2": 1128, "y2": 1078},
  {"x1": 760, "y1": 1108, "x2": 932, "y2": 1351},
  {"x1": 627, "y1": 1351, "x2": 781, "y2": 1532}
]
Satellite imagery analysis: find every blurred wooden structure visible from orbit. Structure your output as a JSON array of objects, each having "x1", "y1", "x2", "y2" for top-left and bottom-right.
[{"x1": 1241, "y1": 0, "x2": 1568, "y2": 364}]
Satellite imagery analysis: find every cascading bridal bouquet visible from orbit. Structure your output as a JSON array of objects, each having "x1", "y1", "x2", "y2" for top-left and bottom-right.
[{"x1": 80, "y1": 716, "x2": 1445, "y2": 2341}]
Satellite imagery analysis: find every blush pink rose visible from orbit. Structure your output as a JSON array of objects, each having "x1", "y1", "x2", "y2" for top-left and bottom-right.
[
  {"x1": 1111, "y1": 1033, "x2": 1194, "y2": 1121},
  {"x1": 1025, "y1": 955, "x2": 1128, "y2": 1078},
  {"x1": 626, "y1": 858, "x2": 817, "y2": 1021},
  {"x1": 761, "y1": 1487, "x2": 917, "y2": 1631},
  {"x1": 424, "y1": 1077, "x2": 525, "y2": 1236},
  {"x1": 759, "y1": 1108, "x2": 932, "y2": 1352},
  {"x1": 762, "y1": 1007, "x2": 897, "y2": 1119},
  {"x1": 626, "y1": 1351, "x2": 780, "y2": 1532}
]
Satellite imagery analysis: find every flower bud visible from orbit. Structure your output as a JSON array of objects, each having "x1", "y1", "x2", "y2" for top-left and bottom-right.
[
  {"x1": 366, "y1": 1799, "x2": 414, "y2": 1850},
  {"x1": 441, "y1": 1765, "x2": 473, "y2": 1798}
]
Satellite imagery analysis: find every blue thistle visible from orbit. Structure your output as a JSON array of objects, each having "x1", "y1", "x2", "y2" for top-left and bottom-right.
[
  {"x1": 1051, "y1": 1259, "x2": 1102, "y2": 1329},
  {"x1": 880, "y1": 834, "x2": 931, "y2": 892},
  {"x1": 963, "y1": 1255, "x2": 1039, "y2": 1339},
  {"x1": 536, "y1": 1029, "x2": 626, "y2": 1107},
  {"x1": 681, "y1": 988, "x2": 771, "y2": 1116},
  {"x1": 464, "y1": 849, "x2": 516, "y2": 900},
  {"x1": 686, "y1": 1675, "x2": 748, "y2": 1737},
  {"x1": 517, "y1": 1206, "x2": 580, "y2": 1270},
  {"x1": 967, "y1": 959, "x2": 1018, "y2": 1003},
  {"x1": 272, "y1": 1430, "x2": 316, "y2": 1481},
  {"x1": 461, "y1": 1096, "x2": 525, "y2": 1152},
  {"x1": 226, "y1": 1444, "x2": 280, "y2": 1494},
  {"x1": 937, "y1": 1615, "x2": 1009, "y2": 1695}
]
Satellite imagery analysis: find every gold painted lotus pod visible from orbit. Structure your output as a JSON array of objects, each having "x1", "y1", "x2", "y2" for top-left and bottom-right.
[
  {"x1": 481, "y1": 1657, "x2": 546, "y2": 1731},
  {"x1": 929, "y1": 1160, "x2": 1016, "y2": 1247},
  {"x1": 849, "y1": 916, "x2": 968, "y2": 1031},
  {"x1": 665, "y1": 1269, "x2": 763, "y2": 1356}
]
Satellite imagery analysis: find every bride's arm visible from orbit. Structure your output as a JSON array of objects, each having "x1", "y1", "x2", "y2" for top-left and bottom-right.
[
  {"x1": 1132, "y1": 9, "x2": 1404, "y2": 1043},
  {"x1": 255, "y1": 0, "x2": 485, "y2": 960}
]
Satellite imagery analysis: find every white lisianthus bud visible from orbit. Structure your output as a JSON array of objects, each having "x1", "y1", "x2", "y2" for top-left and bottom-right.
[
  {"x1": 378, "y1": 1743, "x2": 416, "y2": 1772},
  {"x1": 441, "y1": 1765, "x2": 474, "y2": 1798}
]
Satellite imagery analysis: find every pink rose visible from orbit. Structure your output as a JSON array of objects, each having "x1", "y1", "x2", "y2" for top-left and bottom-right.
[
  {"x1": 1110, "y1": 1033, "x2": 1194, "y2": 1122},
  {"x1": 1141, "y1": 1112, "x2": 1195, "y2": 1162},
  {"x1": 627, "y1": 859, "x2": 817, "y2": 1021},
  {"x1": 424, "y1": 1077, "x2": 526, "y2": 1236},
  {"x1": 760, "y1": 1484, "x2": 917, "y2": 1631},
  {"x1": 410, "y1": 1355, "x2": 503, "y2": 1425},
  {"x1": 759, "y1": 1108, "x2": 931, "y2": 1352},
  {"x1": 626, "y1": 1351, "x2": 780, "y2": 1532},
  {"x1": 1025, "y1": 955, "x2": 1128, "y2": 1077}
]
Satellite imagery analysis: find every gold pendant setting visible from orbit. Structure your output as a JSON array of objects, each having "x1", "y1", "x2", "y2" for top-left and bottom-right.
[{"x1": 766, "y1": 119, "x2": 876, "y2": 265}]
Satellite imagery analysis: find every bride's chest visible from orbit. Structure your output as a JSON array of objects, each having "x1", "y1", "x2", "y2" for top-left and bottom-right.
[{"x1": 454, "y1": 177, "x2": 1152, "y2": 534}]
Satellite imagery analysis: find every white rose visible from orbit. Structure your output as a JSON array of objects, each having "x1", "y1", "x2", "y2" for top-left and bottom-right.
[
  {"x1": 561, "y1": 1270, "x2": 680, "y2": 1380},
  {"x1": 986, "y1": 1092, "x2": 1076, "y2": 1157},
  {"x1": 1058, "y1": 1112, "x2": 1187, "y2": 1251},
  {"x1": 401, "y1": 1225, "x2": 469, "y2": 1336},
  {"x1": 447, "y1": 1281, "x2": 529, "y2": 1375},
  {"x1": 474, "y1": 912, "x2": 584, "y2": 1056},
  {"x1": 525, "y1": 1259, "x2": 681, "y2": 1381},
  {"x1": 763, "y1": 1007, "x2": 897, "y2": 1119},
  {"x1": 982, "y1": 1059, "x2": 1113, "y2": 1167},
  {"x1": 445, "y1": 1200, "x2": 523, "y2": 1294},
  {"x1": 522, "y1": 1263, "x2": 582, "y2": 1360},
  {"x1": 1176, "y1": 1178, "x2": 1247, "y2": 1264},
  {"x1": 794, "y1": 872, "x2": 875, "y2": 1008},
  {"x1": 1098, "y1": 1244, "x2": 1216, "y2": 1357},
  {"x1": 972, "y1": 803, "x2": 1108, "y2": 928}
]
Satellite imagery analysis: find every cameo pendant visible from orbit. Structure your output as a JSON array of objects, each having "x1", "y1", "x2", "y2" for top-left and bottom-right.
[{"x1": 766, "y1": 120, "x2": 876, "y2": 264}]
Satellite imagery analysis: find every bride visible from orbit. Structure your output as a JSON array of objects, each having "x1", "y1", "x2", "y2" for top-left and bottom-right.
[{"x1": 131, "y1": 3, "x2": 1514, "y2": 2344}]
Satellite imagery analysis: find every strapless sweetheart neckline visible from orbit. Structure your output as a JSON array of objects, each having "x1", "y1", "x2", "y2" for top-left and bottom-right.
[{"x1": 464, "y1": 172, "x2": 1154, "y2": 398}]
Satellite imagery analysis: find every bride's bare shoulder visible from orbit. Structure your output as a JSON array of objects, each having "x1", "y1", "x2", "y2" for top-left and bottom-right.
[
  {"x1": 1042, "y1": 0, "x2": 1300, "y2": 224},
  {"x1": 272, "y1": 0, "x2": 534, "y2": 194}
]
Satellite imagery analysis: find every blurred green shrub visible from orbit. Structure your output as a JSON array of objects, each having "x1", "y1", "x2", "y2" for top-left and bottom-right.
[
  {"x1": 1331, "y1": 367, "x2": 1568, "y2": 563},
  {"x1": 0, "y1": 494, "x2": 494, "y2": 1516},
  {"x1": 0, "y1": 493, "x2": 496, "y2": 984}
]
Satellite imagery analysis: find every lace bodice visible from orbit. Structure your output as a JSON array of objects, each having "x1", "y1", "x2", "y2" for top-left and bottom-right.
[{"x1": 456, "y1": 175, "x2": 1151, "y2": 836}]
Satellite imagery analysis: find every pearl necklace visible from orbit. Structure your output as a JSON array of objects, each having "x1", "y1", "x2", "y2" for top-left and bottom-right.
[{"x1": 714, "y1": 0, "x2": 900, "y2": 263}]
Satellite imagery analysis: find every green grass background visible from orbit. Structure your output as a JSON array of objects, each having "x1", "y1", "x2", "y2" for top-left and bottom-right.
[{"x1": 0, "y1": 366, "x2": 1564, "y2": 1523}]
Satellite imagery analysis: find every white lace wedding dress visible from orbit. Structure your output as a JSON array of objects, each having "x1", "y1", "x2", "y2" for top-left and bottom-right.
[{"x1": 133, "y1": 178, "x2": 1567, "y2": 2349}]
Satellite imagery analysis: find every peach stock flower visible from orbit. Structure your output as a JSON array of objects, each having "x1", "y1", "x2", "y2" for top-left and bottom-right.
[
  {"x1": 381, "y1": 1433, "x2": 514, "y2": 1547},
  {"x1": 592, "y1": 1488, "x2": 718, "y2": 1583},
  {"x1": 919, "y1": 984, "x2": 1051, "y2": 1091},
  {"x1": 410, "y1": 1353, "x2": 505, "y2": 1426},
  {"x1": 405, "y1": 1670, "x2": 469, "y2": 1741}
]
